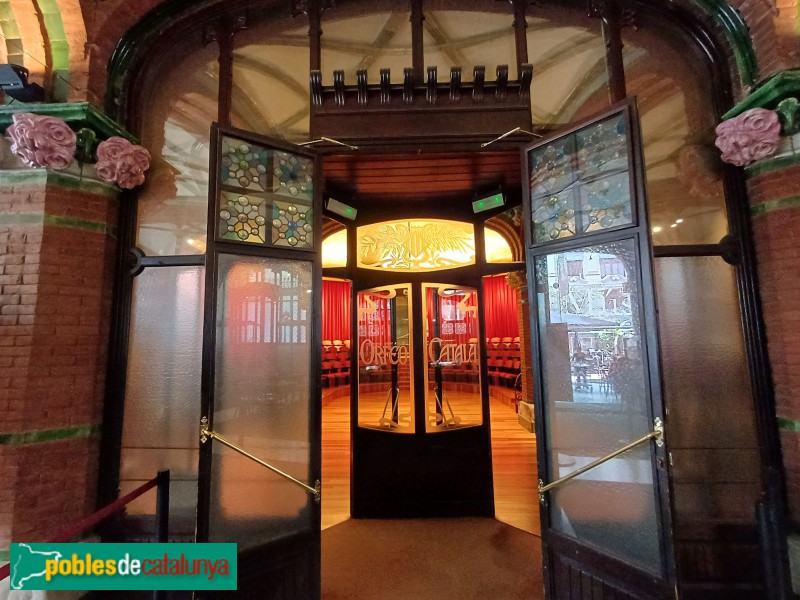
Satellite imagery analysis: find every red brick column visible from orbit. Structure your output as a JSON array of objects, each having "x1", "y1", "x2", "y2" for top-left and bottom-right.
[
  {"x1": 745, "y1": 139, "x2": 800, "y2": 524},
  {"x1": 0, "y1": 171, "x2": 119, "y2": 555}
]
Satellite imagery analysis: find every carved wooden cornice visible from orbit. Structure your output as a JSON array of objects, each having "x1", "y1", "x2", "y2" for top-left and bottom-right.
[{"x1": 310, "y1": 64, "x2": 534, "y2": 149}]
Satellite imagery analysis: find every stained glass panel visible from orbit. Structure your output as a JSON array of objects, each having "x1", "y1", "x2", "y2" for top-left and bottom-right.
[
  {"x1": 529, "y1": 113, "x2": 633, "y2": 244},
  {"x1": 273, "y1": 152, "x2": 313, "y2": 201},
  {"x1": 217, "y1": 135, "x2": 314, "y2": 249},
  {"x1": 272, "y1": 201, "x2": 313, "y2": 248},
  {"x1": 221, "y1": 137, "x2": 269, "y2": 191},
  {"x1": 219, "y1": 191, "x2": 267, "y2": 243}
]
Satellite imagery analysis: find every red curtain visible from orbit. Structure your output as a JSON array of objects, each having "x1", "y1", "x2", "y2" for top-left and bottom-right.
[
  {"x1": 322, "y1": 279, "x2": 351, "y2": 342},
  {"x1": 483, "y1": 275, "x2": 519, "y2": 339}
]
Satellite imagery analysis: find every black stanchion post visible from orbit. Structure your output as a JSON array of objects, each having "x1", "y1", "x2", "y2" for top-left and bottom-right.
[{"x1": 154, "y1": 469, "x2": 170, "y2": 600}]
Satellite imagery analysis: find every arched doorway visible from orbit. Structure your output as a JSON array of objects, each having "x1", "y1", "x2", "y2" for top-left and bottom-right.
[{"x1": 103, "y1": 1, "x2": 782, "y2": 597}]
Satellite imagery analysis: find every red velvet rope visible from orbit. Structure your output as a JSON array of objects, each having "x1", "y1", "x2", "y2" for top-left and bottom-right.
[{"x1": 0, "y1": 475, "x2": 160, "y2": 582}]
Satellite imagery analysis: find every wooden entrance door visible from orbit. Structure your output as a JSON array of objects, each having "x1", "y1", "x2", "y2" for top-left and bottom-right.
[
  {"x1": 197, "y1": 125, "x2": 323, "y2": 598},
  {"x1": 523, "y1": 100, "x2": 675, "y2": 599}
]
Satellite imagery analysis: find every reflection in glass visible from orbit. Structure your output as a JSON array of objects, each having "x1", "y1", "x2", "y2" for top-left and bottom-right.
[
  {"x1": 120, "y1": 266, "x2": 204, "y2": 537},
  {"x1": 423, "y1": 284, "x2": 482, "y2": 432},
  {"x1": 357, "y1": 284, "x2": 414, "y2": 433},
  {"x1": 529, "y1": 113, "x2": 632, "y2": 244},
  {"x1": 526, "y1": 12, "x2": 608, "y2": 124},
  {"x1": 536, "y1": 240, "x2": 661, "y2": 573},
  {"x1": 320, "y1": 12, "x2": 412, "y2": 86},
  {"x1": 209, "y1": 255, "x2": 313, "y2": 550},
  {"x1": 231, "y1": 22, "x2": 311, "y2": 142},
  {"x1": 136, "y1": 40, "x2": 219, "y2": 256},
  {"x1": 217, "y1": 135, "x2": 313, "y2": 249},
  {"x1": 623, "y1": 23, "x2": 728, "y2": 244},
  {"x1": 424, "y1": 11, "x2": 518, "y2": 82},
  {"x1": 357, "y1": 219, "x2": 475, "y2": 272}
]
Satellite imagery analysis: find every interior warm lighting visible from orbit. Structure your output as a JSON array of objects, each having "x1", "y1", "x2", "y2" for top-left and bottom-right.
[
  {"x1": 652, "y1": 226, "x2": 662, "y2": 233},
  {"x1": 357, "y1": 219, "x2": 475, "y2": 272},
  {"x1": 484, "y1": 228, "x2": 514, "y2": 263},
  {"x1": 322, "y1": 229, "x2": 348, "y2": 268}
]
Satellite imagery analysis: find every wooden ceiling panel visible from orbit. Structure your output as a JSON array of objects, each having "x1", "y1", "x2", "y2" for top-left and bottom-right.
[{"x1": 322, "y1": 150, "x2": 523, "y2": 203}]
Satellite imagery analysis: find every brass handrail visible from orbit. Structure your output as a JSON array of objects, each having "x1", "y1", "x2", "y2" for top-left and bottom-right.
[
  {"x1": 200, "y1": 417, "x2": 321, "y2": 503},
  {"x1": 538, "y1": 418, "x2": 664, "y2": 498}
]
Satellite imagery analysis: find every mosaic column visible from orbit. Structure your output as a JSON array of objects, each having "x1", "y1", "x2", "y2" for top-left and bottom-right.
[
  {"x1": 0, "y1": 104, "x2": 142, "y2": 564},
  {"x1": 505, "y1": 271, "x2": 533, "y2": 406}
]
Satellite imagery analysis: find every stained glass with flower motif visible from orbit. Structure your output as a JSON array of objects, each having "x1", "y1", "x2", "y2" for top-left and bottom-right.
[
  {"x1": 529, "y1": 113, "x2": 632, "y2": 244},
  {"x1": 217, "y1": 135, "x2": 314, "y2": 249}
]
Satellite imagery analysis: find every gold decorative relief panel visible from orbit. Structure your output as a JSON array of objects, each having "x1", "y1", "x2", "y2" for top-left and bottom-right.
[{"x1": 356, "y1": 219, "x2": 475, "y2": 272}]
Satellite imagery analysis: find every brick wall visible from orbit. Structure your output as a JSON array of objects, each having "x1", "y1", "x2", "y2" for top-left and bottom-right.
[
  {"x1": 0, "y1": 175, "x2": 118, "y2": 550},
  {"x1": 746, "y1": 159, "x2": 800, "y2": 523}
]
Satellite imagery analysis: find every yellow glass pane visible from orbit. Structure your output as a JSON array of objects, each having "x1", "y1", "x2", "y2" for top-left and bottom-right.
[
  {"x1": 484, "y1": 228, "x2": 514, "y2": 263},
  {"x1": 357, "y1": 219, "x2": 475, "y2": 272},
  {"x1": 322, "y1": 229, "x2": 348, "y2": 268}
]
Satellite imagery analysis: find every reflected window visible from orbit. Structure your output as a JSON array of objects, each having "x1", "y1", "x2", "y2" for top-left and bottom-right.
[{"x1": 357, "y1": 219, "x2": 475, "y2": 272}]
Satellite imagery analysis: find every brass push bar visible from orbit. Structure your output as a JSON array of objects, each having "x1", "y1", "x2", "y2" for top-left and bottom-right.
[
  {"x1": 538, "y1": 418, "x2": 664, "y2": 498},
  {"x1": 200, "y1": 417, "x2": 321, "y2": 503}
]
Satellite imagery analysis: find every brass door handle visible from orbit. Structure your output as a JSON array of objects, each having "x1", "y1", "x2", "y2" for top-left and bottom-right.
[
  {"x1": 538, "y1": 417, "x2": 664, "y2": 499},
  {"x1": 200, "y1": 417, "x2": 321, "y2": 503}
]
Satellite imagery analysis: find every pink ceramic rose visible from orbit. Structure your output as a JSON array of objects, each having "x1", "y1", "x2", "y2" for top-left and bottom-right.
[
  {"x1": 715, "y1": 108, "x2": 781, "y2": 167},
  {"x1": 7, "y1": 112, "x2": 76, "y2": 169},
  {"x1": 95, "y1": 136, "x2": 151, "y2": 189}
]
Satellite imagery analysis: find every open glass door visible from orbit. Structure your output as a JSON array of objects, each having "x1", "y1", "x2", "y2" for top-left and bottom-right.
[
  {"x1": 524, "y1": 100, "x2": 674, "y2": 599},
  {"x1": 197, "y1": 125, "x2": 322, "y2": 597}
]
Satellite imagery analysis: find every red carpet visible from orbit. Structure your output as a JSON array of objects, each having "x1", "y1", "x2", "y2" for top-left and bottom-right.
[{"x1": 322, "y1": 518, "x2": 544, "y2": 600}]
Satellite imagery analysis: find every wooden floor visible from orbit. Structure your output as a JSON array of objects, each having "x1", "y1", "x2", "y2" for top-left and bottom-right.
[{"x1": 321, "y1": 385, "x2": 540, "y2": 534}]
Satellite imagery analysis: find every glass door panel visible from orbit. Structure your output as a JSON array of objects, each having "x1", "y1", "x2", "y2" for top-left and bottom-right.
[
  {"x1": 525, "y1": 100, "x2": 673, "y2": 597},
  {"x1": 422, "y1": 284, "x2": 482, "y2": 432},
  {"x1": 208, "y1": 254, "x2": 314, "y2": 550},
  {"x1": 198, "y1": 125, "x2": 321, "y2": 596},
  {"x1": 535, "y1": 240, "x2": 661, "y2": 573},
  {"x1": 356, "y1": 284, "x2": 414, "y2": 432}
]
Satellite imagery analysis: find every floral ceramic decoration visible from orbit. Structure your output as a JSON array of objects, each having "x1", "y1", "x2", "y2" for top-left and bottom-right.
[
  {"x1": 7, "y1": 112, "x2": 77, "y2": 170},
  {"x1": 95, "y1": 136, "x2": 151, "y2": 189},
  {"x1": 715, "y1": 108, "x2": 781, "y2": 167}
]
